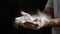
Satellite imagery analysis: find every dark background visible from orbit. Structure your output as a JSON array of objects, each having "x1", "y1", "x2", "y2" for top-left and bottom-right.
[{"x1": 0, "y1": 0, "x2": 51, "y2": 34}]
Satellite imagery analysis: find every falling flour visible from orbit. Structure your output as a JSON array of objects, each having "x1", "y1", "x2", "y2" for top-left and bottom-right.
[{"x1": 15, "y1": 10, "x2": 52, "y2": 27}]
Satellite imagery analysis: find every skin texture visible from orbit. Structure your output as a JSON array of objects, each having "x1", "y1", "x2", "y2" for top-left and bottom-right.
[
  {"x1": 24, "y1": 22, "x2": 46, "y2": 30},
  {"x1": 23, "y1": 7, "x2": 54, "y2": 30},
  {"x1": 48, "y1": 18, "x2": 60, "y2": 27},
  {"x1": 43, "y1": 7, "x2": 54, "y2": 17},
  {"x1": 44, "y1": 7, "x2": 60, "y2": 27},
  {"x1": 23, "y1": 7, "x2": 60, "y2": 30}
]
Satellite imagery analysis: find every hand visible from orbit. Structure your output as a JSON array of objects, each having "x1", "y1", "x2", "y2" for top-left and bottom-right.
[
  {"x1": 23, "y1": 22, "x2": 46, "y2": 30},
  {"x1": 23, "y1": 22, "x2": 39, "y2": 30}
]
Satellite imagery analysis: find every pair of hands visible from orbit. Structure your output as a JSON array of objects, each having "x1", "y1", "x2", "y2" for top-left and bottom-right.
[
  {"x1": 22, "y1": 19, "x2": 57, "y2": 30},
  {"x1": 22, "y1": 18, "x2": 60, "y2": 30},
  {"x1": 16, "y1": 11, "x2": 54, "y2": 30}
]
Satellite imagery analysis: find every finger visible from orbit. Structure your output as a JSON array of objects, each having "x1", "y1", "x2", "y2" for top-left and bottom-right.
[
  {"x1": 21, "y1": 11, "x2": 26, "y2": 16},
  {"x1": 28, "y1": 24, "x2": 40, "y2": 30},
  {"x1": 23, "y1": 23, "x2": 32, "y2": 28},
  {"x1": 24, "y1": 23, "x2": 37, "y2": 29},
  {"x1": 30, "y1": 26, "x2": 40, "y2": 30},
  {"x1": 24, "y1": 22, "x2": 40, "y2": 30}
]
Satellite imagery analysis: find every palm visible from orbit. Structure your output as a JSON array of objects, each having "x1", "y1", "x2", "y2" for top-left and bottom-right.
[{"x1": 24, "y1": 22, "x2": 45, "y2": 30}]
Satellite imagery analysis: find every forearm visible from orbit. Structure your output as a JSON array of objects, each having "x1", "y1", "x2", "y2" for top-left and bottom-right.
[
  {"x1": 43, "y1": 7, "x2": 54, "y2": 17},
  {"x1": 48, "y1": 18, "x2": 60, "y2": 27}
]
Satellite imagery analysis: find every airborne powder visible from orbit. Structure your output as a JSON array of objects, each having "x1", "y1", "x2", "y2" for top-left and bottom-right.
[{"x1": 15, "y1": 10, "x2": 52, "y2": 27}]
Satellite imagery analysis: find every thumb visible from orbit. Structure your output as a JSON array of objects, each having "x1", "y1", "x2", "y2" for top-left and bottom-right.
[{"x1": 21, "y1": 11, "x2": 27, "y2": 16}]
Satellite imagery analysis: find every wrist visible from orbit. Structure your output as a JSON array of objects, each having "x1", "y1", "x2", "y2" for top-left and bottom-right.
[
  {"x1": 46, "y1": 19, "x2": 59, "y2": 27},
  {"x1": 44, "y1": 19, "x2": 54, "y2": 27},
  {"x1": 44, "y1": 21, "x2": 51, "y2": 27}
]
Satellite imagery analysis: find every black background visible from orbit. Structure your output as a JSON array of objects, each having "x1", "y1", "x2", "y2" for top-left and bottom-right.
[{"x1": 0, "y1": 0, "x2": 51, "y2": 34}]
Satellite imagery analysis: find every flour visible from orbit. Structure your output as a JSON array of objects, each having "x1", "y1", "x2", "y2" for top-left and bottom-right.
[{"x1": 15, "y1": 10, "x2": 52, "y2": 27}]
